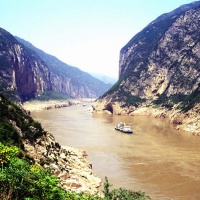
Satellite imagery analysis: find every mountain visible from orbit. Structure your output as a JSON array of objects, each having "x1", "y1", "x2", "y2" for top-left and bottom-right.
[
  {"x1": 91, "y1": 73, "x2": 117, "y2": 85},
  {"x1": 0, "y1": 28, "x2": 51, "y2": 102},
  {"x1": 93, "y1": 1, "x2": 200, "y2": 134},
  {"x1": 15, "y1": 36, "x2": 111, "y2": 99},
  {"x1": 0, "y1": 28, "x2": 111, "y2": 102}
]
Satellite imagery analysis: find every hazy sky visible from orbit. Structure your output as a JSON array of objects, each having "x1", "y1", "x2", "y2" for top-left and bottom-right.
[{"x1": 0, "y1": 0, "x2": 196, "y2": 78}]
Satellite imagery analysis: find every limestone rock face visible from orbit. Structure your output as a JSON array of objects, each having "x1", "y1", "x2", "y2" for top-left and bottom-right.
[
  {"x1": 23, "y1": 132, "x2": 102, "y2": 194},
  {"x1": 0, "y1": 28, "x2": 51, "y2": 101},
  {"x1": 0, "y1": 28, "x2": 111, "y2": 101},
  {"x1": 94, "y1": 2, "x2": 200, "y2": 135},
  {"x1": 117, "y1": 5, "x2": 200, "y2": 101},
  {"x1": 15, "y1": 36, "x2": 111, "y2": 99},
  {"x1": 50, "y1": 74, "x2": 97, "y2": 98}
]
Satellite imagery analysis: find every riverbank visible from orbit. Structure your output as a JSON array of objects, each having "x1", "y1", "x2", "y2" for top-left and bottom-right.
[
  {"x1": 92, "y1": 100, "x2": 200, "y2": 136},
  {"x1": 21, "y1": 98, "x2": 102, "y2": 194},
  {"x1": 23, "y1": 131, "x2": 102, "y2": 194},
  {"x1": 23, "y1": 98, "x2": 200, "y2": 135},
  {"x1": 22, "y1": 98, "x2": 96, "y2": 111}
]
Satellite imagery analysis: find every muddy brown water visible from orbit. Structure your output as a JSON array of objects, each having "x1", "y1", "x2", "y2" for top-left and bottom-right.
[{"x1": 31, "y1": 104, "x2": 200, "y2": 200}]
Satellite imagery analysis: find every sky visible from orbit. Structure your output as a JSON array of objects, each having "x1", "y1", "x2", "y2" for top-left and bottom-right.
[{"x1": 0, "y1": 0, "x2": 196, "y2": 78}]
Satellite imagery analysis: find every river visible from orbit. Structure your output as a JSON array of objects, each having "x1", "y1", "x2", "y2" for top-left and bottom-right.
[{"x1": 31, "y1": 104, "x2": 200, "y2": 200}]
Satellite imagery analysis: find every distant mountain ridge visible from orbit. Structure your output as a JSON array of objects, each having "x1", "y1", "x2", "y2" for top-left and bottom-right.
[
  {"x1": 91, "y1": 73, "x2": 117, "y2": 85},
  {"x1": 15, "y1": 36, "x2": 111, "y2": 99},
  {"x1": 16, "y1": 37, "x2": 114, "y2": 88},
  {"x1": 149, "y1": 0, "x2": 200, "y2": 25},
  {"x1": 0, "y1": 28, "x2": 111, "y2": 102}
]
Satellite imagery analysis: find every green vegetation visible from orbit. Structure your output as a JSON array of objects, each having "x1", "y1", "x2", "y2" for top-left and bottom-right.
[
  {"x1": 153, "y1": 89, "x2": 200, "y2": 111},
  {"x1": 114, "y1": 89, "x2": 146, "y2": 108},
  {"x1": 102, "y1": 177, "x2": 150, "y2": 200},
  {"x1": 34, "y1": 91, "x2": 71, "y2": 101},
  {"x1": 0, "y1": 93, "x2": 46, "y2": 146},
  {"x1": 122, "y1": 93, "x2": 146, "y2": 108},
  {"x1": 0, "y1": 143, "x2": 150, "y2": 200},
  {"x1": 0, "y1": 143, "x2": 67, "y2": 200},
  {"x1": 0, "y1": 93, "x2": 150, "y2": 199},
  {"x1": 0, "y1": 145, "x2": 150, "y2": 200}
]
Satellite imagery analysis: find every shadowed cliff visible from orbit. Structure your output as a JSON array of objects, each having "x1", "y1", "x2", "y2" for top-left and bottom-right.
[{"x1": 0, "y1": 28, "x2": 111, "y2": 102}]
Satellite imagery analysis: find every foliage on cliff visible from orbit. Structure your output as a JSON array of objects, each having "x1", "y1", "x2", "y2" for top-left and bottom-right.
[
  {"x1": 0, "y1": 145, "x2": 149, "y2": 200},
  {"x1": 0, "y1": 93, "x2": 45, "y2": 146},
  {"x1": 0, "y1": 143, "x2": 149, "y2": 200},
  {"x1": 153, "y1": 87, "x2": 200, "y2": 111},
  {"x1": 0, "y1": 143, "x2": 67, "y2": 200}
]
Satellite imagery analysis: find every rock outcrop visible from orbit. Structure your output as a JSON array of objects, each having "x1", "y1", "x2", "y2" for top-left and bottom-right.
[
  {"x1": 93, "y1": 2, "x2": 200, "y2": 135},
  {"x1": 23, "y1": 132, "x2": 101, "y2": 194},
  {"x1": 0, "y1": 93, "x2": 101, "y2": 195},
  {"x1": 0, "y1": 28, "x2": 51, "y2": 101}
]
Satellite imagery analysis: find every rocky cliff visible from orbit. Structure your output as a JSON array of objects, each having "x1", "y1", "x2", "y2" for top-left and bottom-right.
[
  {"x1": 93, "y1": 2, "x2": 200, "y2": 135},
  {"x1": 0, "y1": 28, "x2": 111, "y2": 102},
  {"x1": 0, "y1": 28, "x2": 51, "y2": 101},
  {"x1": 23, "y1": 132, "x2": 101, "y2": 194},
  {"x1": 15, "y1": 36, "x2": 112, "y2": 99}
]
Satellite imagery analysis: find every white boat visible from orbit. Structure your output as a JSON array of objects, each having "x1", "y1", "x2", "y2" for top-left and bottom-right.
[{"x1": 115, "y1": 122, "x2": 133, "y2": 134}]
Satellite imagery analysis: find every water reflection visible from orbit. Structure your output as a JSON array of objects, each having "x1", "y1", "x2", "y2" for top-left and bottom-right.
[{"x1": 31, "y1": 105, "x2": 200, "y2": 200}]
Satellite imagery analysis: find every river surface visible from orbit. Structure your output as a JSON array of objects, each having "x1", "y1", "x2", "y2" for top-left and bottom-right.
[{"x1": 31, "y1": 104, "x2": 200, "y2": 200}]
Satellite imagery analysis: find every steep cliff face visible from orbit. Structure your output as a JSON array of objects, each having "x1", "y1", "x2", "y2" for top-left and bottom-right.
[
  {"x1": 0, "y1": 28, "x2": 111, "y2": 102},
  {"x1": 115, "y1": 3, "x2": 200, "y2": 103},
  {"x1": 0, "y1": 28, "x2": 51, "y2": 101},
  {"x1": 49, "y1": 70, "x2": 105, "y2": 98},
  {"x1": 97, "y1": 2, "x2": 200, "y2": 104},
  {"x1": 93, "y1": 2, "x2": 200, "y2": 134},
  {"x1": 15, "y1": 37, "x2": 111, "y2": 99}
]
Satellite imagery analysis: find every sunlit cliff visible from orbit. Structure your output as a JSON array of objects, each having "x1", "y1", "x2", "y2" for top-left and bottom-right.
[{"x1": 93, "y1": 1, "x2": 200, "y2": 135}]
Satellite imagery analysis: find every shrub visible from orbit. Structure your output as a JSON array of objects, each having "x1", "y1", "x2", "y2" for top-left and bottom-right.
[
  {"x1": 0, "y1": 143, "x2": 20, "y2": 167},
  {"x1": 0, "y1": 158, "x2": 67, "y2": 200},
  {"x1": 0, "y1": 143, "x2": 66, "y2": 200},
  {"x1": 0, "y1": 93, "x2": 46, "y2": 145},
  {"x1": 103, "y1": 177, "x2": 151, "y2": 200}
]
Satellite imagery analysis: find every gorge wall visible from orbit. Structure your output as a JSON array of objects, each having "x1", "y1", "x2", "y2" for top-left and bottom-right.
[
  {"x1": 0, "y1": 28, "x2": 51, "y2": 101},
  {"x1": 0, "y1": 28, "x2": 111, "y2": 102},
  {"x1": 93, "y1": 2, "x2": 200, "y2": 135},
  {"x1": 118, "y1": 5, "x2": 200, "y2": 100}
]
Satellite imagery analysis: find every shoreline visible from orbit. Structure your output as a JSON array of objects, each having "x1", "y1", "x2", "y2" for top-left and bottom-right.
[
  {"x1": 22, "y1": 99, "x2": 200, "y2": 135},
  {"x1": 92, "y1": 100, "x2": 200, "y2": 136},
  {"x1": 21, "y1": 99, "x2": 102, "y2": 194},
  {"x1": 22, "y1": 98, "x2": 96, "y2": 111}
]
